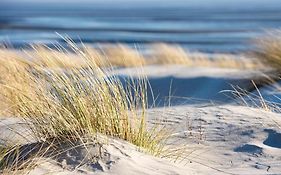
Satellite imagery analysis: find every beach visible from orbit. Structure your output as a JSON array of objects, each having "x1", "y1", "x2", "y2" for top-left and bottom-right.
[{"x1": 1, "y1": 0, "x2": 281, "y2": 175}]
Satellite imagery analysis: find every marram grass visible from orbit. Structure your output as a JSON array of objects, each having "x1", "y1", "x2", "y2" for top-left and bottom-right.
[
  {"x1": 0, "y1": 42, "x2": 263, "y2": 70},
  {"x1": 254, "y1": 30, "x2": 281, "y2": 72},
  {"x1": 0, "y1": 39, "x2": 170, "y2": 172}
]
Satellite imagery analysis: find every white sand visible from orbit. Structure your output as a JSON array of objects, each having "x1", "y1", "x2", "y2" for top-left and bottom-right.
[
  {"x1": 1, "y1": 66, "x2": 280, "y2": 175},
  {"x1": 147, "y1": 105, "x2": 281, "y2": 175}
]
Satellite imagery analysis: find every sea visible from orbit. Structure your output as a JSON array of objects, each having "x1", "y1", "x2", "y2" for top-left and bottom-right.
[{"x1": 1, "y1": 0, "x2": 281, "y2": 53}]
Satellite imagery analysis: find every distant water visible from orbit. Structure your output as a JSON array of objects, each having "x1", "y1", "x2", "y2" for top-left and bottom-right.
[{"x1": 1, "y1": 2, "x2": 281, "y2": 53}]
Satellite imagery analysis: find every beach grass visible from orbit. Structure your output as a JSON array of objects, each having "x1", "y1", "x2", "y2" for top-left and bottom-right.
[
  {"x1": 150, "y1": 43, "x2": 262, "y2": 68},
  {"x1": 0, "y1": 43, "x2": 263, "y2": 70},
  {"x1": 254, "y1": 30, "x2": 281, "y2": 72},
  {"x1": 102, "y1": 44, "x2": 146, "y2": 67},
  {"x1": 0, "y1": 39, "x2": 171, "y2": 173}
]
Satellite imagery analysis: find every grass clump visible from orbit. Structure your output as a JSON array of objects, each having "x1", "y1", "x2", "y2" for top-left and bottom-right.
[
  {"x1": 0, "y1": 39, "x2": 169, "y2": 172},
  {"x1": 103, "y1": 44, "x2": 146, "y2": 67},
  {"x1": 254, "y1": 30, "x2": 281, "y2": 72},
  {"x1": 150, "y1": 43, "x2": 193, "y2": 65},
  {"x1": 0, "y1": 53, "x2": 35, "y2": 116},
  {"x1": 150, "y1": 43, "x2": 263, "y2": 69}
]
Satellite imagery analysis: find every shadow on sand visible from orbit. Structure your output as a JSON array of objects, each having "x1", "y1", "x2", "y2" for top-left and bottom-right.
[{"x1": 119, "y1": 75, "x2": 263, "y2": 107}]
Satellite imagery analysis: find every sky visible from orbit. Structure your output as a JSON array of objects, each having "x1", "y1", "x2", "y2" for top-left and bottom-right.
[
  {"x1": 1, "y1": 0, "x2": 280, "y2": 4},
  {"x1": 1, "y1": 0, "x2": 281, "y2": 8}
]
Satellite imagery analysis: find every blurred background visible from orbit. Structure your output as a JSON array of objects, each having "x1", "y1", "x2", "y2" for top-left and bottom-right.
[{"x1": 1, "y1": 0, "x2": 281, "y2": 53}]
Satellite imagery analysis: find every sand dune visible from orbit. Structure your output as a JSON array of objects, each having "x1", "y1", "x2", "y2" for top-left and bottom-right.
[
  {"x1": 147, "y1": 105, "x2": 281, "y2": 174},
  {"x1": 1, "y1": 66, "x2": 280, "y2": 174}
]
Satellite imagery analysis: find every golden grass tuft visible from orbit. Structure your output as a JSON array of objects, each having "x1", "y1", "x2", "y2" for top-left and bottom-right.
[
  {"x1": 211, "y1": 54, "x2": 263, "y2": 69},
  {"x1": 0, "y1": 39, "x2": 171, "y2": 172},
  {"x1": 103, "y1": 44, "x2": 146, "y2": 67},
  {"x1": 254, "y1": 30, "x2": 281, "y2": 71},
  {"x1": 1, "y1": 42, "x2": 167, "y2": 151},
  {"x1": 150, "y1": 43, "x2": 192, "y2": 65},
  {"x1": 150, "y1": 43, "x2": 263, "y2": 69},
  {"x1": 0, "y1": 52, "x2": 35, "y2": 116},
  {"x1": 26, "y1": 45, "x2": 86, "y2": 69},
  {"x1": 26, "y1": 44, "x2": 109, "y2": 68}
]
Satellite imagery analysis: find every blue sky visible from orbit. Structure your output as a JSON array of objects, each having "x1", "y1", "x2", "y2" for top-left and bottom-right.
[
  {"x1": 1, "y1": 0, "x2": 280, "y2": 4},
  {"x1": 1, "y1": 0, "x2": 281, "y2": 8}
]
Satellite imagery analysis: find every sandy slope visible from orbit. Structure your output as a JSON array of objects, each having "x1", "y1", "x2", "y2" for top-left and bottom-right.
[
  {"x1": 1, "y1": 66, "x2": 280, "y2": 175},
  {"x1": 2, "y1": 105, "x2": 280, "y2": 175},
  {"x1": 147, "y1": 105, "x2": 281, "y2": 175},
  {"x1": 28, "y1": 139, "x2": 209, "y2": 175}
]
